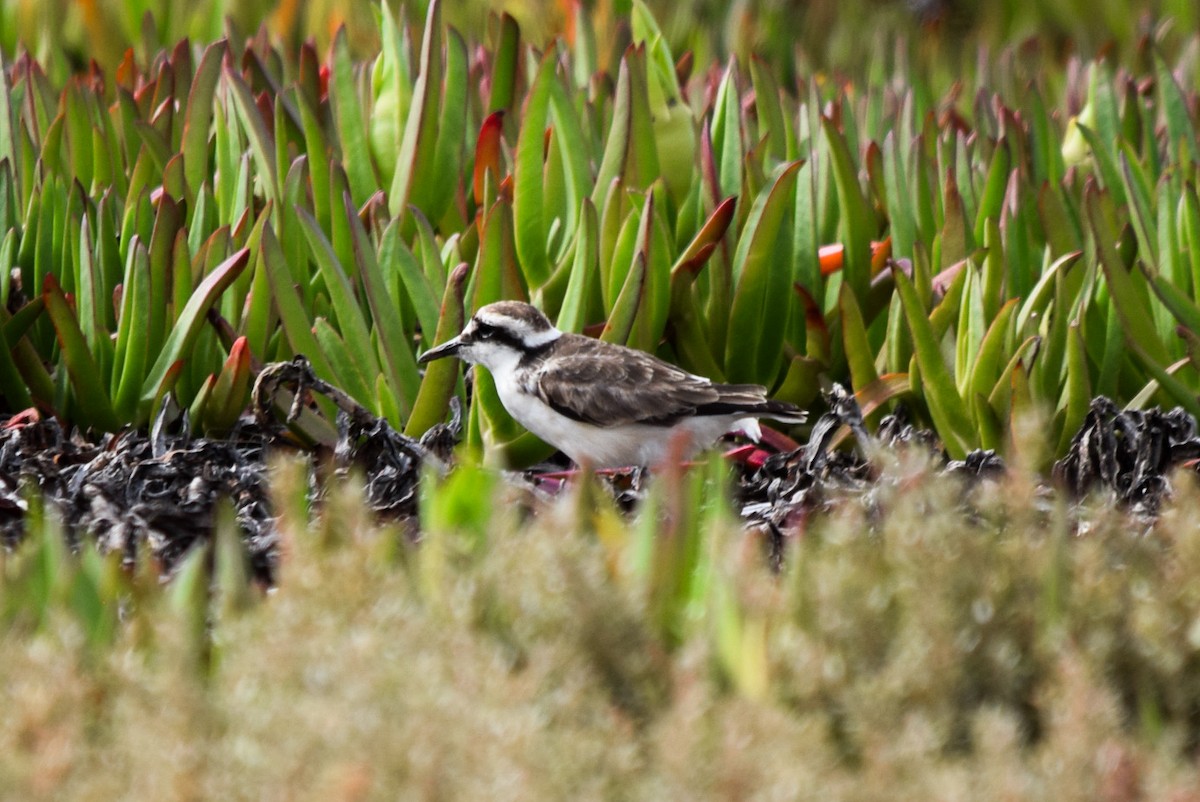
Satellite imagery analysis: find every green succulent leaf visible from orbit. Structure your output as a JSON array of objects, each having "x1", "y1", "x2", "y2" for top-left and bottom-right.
[
  {"x1": 895, "y1": 270, "x2": 976, "y2": 459},
  {"x1": 406, "y1": 263, "x2": 469, "y2": 438},
  {"x1": 43, "y1": 275, "x2": 121, "y2": 431},
  {"x1": 725, "y1": 161, "x2": 801, "y2": 384},
  {"x1": 139, "y1": 248, "x2": 251, "y2": 415}
]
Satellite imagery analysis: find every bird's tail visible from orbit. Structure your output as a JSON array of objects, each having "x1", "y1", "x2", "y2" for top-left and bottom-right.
[
  {"x1": 756, "y1": 399, "x2": 808, "y2": 424},
  {"x1": 708, "y1": 383, "x2": 808, "y2": 424}
]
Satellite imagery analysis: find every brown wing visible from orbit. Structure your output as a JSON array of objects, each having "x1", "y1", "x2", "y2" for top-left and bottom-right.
[{"x1": 528, "y1": 336, "x2": 721, "y2": 427}]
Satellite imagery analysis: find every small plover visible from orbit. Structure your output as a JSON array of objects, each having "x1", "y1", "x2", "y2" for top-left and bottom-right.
[{"x1": 418, "y1": 301, "x2": 806, "y2": 467}]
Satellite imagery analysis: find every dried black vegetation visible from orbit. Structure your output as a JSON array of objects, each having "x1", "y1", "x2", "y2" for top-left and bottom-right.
[
  {"x1": 0, "y1": 408, "x2": 277, "y2": 580},
  {"x1": 4, "y1": 360, "x2": 1200, "y2": 580},
  {"x1": 0, "y1": 358, "x2": 448, "y2": 582},
  {"x1": 1052, "y1": 397, "x2": 1200, "y2": 511},
  {"x1": 730, "y1": 388, "x2": 1200, "y2": 565},
  {"x1": 735, "y1": 385, "x2": 1007, "y2": 547}
]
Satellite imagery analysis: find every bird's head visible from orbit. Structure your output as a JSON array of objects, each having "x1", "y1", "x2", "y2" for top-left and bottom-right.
[{"x1": 418, "y1": 301, "x2": 561, "y2": 371}]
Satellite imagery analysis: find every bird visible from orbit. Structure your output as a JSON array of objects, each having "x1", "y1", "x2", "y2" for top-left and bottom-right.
[{"x1": 417, "y1": 301, "x2": 807, "y2": 468}]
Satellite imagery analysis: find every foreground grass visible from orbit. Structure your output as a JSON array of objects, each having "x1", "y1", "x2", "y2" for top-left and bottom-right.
[{"x1": 4, "y1": 454, "x2": 1200, "y2": 799}]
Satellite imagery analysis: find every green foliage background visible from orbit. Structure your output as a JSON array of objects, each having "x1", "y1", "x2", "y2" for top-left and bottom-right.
[
  {"x1": 2, "y1": 1, "x2": 1200, "y2": 796},
  {"x1": 5, "y1": 0, "x2": 1200, "y2": 462}
]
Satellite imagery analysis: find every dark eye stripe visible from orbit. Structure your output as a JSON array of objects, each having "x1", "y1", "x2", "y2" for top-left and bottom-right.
[
  {"x1": 489, "y1": 330, "x2": 526, "y2": 349},
  {"x1": 468, "y1": 322, "x2": 524, "y2": 350}
]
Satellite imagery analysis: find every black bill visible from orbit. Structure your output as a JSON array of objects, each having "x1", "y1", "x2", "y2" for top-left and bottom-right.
[{"x1": 417, "y1": 336, "x2": 463, "y2": 364}]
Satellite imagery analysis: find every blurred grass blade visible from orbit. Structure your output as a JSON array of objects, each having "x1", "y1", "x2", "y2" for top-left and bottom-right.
[
  {"x1": 214, "y1": 499, "x2": 253, "y2": 619},
  {"x1": 1127, "y1": 348, "x2": 1200, "y2": 418},
  {"x1": 169, "y1": 541, "x2": 213, "y2": 677}
]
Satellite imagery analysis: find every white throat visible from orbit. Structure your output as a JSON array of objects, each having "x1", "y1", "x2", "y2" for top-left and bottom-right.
[
  {"x1": 466, "y1": 342, "x2": 524, "y2": 373},
  {"x1": 461, "y1": 328, "x2": 562, "y2": 374}
]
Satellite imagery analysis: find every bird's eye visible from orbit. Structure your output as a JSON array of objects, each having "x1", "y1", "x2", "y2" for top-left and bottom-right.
[{"x1": 474, "y1": 324, "x2": 494, "y2": 340}]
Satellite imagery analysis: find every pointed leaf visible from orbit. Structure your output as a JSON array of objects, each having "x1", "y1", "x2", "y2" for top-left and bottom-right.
[
  {"x1": 405, "y1": 263, "x2": 469, "y2": 437},
  {"x1": 139, "y1": 248, "x2": 251, "y2": 409},
  {"x1": 725, "y1": 161, "x2": 801, "y2": 384},
  {"x1": 182, "y1": 41, "x2": 227, "y2": 201},
  {"x1": 330, "y1": 27, "x2": 377, "y2": 205},
  {"x1": 894, "y1": 270, "x2": 975, "y2": 458},
  {"x1": 513, "y1": 51, "x2": 556, "y2": 289},
  {"x1": 43, "y1": 276, "x2": 121, "y2": 431}
]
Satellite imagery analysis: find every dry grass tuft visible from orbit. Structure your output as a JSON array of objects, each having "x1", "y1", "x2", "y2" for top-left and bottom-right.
[{"x1": 4, "y1": 458, "x2": 1200, "y2": 799}]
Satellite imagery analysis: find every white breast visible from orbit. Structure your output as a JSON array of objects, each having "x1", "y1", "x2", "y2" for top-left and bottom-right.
[{"x1": 487, "y1": 363, "x2": 743, "y2": 467}]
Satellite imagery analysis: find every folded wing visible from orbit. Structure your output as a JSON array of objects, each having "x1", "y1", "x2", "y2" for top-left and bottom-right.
[{"x1": 528, "y1": 335, "x2": 799, "y2": 428}]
